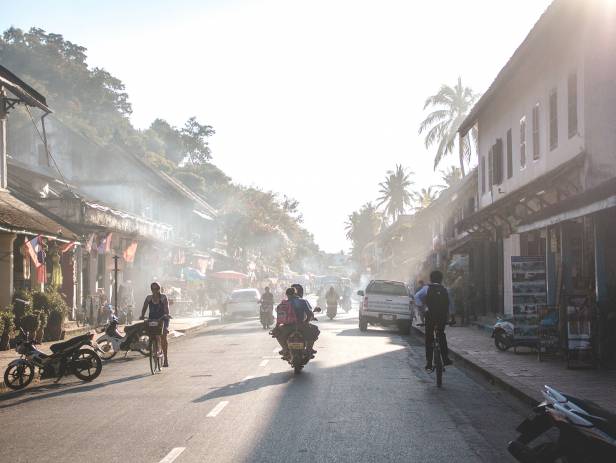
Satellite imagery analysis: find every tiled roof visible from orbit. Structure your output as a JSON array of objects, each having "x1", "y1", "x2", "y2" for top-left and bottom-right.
[{"x1": 0, "y1": 190, "x2": 79, "y2": 241}]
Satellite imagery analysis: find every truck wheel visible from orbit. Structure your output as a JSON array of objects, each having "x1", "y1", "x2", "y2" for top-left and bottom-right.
[{"x1": 359, "y1": 317, "x2": 368, "y2": 332}]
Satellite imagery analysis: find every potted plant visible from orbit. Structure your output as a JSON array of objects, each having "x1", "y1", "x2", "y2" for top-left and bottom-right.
[{"x1": 0, "y1": 310, "x2": 14, "y2": 350}]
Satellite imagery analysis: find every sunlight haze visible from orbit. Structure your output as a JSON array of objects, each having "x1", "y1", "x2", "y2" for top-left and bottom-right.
[{"x1": 2, "y1": 0, "x2": 552, "y2": 252}]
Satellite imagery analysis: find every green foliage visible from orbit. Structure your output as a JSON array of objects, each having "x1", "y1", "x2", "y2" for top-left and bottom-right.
[
  {"x1": 377, "y1": 165, "x2": 414, "y2": 222},
  {"x1": 412, "y1": 186, "x2": 440, "y2": 211},
  {"x1": 345, "y1": 203, "x2": 382, "y2": 264},
  {"x1": 418, "y1": 77, "x2": 478, "y2": 175},
  {"x1": 0, "y1": 309, "x2": 14, "y2": 333}
]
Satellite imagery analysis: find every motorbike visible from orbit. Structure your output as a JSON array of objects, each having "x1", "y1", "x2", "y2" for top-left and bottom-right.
[
  {"x1": 326, "y1": 301, "x2": 338, "y2": 320},
  {"x1": 3, "y1": 329, "x2": 103, "y2": 391},
  {"x1": 276, "y1": 307, "x2": 321, "y2": 374},
  {"x1": 341, "y1": 296, "x2": 352, "y2": 313},
  {"x1": 492, "y1": 317, "x2": 538, "y2": 351},
  {"x1": 259, "y1": 304, "x2": 274, "y2": 330},
  {"x1": 508, "y1": 385, "x2": 616, "y2": 462},
  {"x1": 95, "y1": 316, "x2": 150, "y2": 360}
]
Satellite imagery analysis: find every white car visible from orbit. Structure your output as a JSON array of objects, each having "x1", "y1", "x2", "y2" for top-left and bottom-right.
[
  {"x1": 224, "y1": 289, "x2": 261, "y2": 319},
  {"x1": 357, "y1": 280, "x2": 412, "y2": 334}
]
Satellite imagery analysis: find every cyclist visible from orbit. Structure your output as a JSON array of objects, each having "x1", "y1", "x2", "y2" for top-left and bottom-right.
[
  {"x1": 140, "y1": 282, "x2": 170, "y2": 367},
  {"x1": 415, "y1": 270, "x2": 453, "y2": 371}
]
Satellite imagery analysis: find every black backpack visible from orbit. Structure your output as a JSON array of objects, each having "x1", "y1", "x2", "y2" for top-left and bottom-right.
[{"x1": 426, "y1": 284, "x2": 449, "y2": 321}]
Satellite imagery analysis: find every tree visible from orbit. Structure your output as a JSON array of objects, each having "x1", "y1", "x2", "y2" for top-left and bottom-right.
[
  {"x1": 376, "y1": 164, "x2": 414, "y2": 222},
  {"x1": 412, "y1": 187, "x2": 439, "y2": 211},
  {"x1": 438, "y1": 165, "x2": 462, "y2": 189},
  {"x1": 181, "y1": 117, "x2": 215, "y2": 165},
  {"x1": 345, "y1": 203, "x2": 382, "y2": 263},
  {"x1": 418, "y1": 77, "x2": 478, "y2": 176}
]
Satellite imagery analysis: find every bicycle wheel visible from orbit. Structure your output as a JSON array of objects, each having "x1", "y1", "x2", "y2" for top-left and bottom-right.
[
  {"x1": 149, "y1": 338, "x2": 158, "y2": 375},
  {"x1": 434, "y1": 344, "x2": 443, "y2": 387}
]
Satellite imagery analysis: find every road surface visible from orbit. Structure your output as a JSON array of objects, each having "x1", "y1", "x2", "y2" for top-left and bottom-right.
[{"x1": 0, "y1": 308, "x2": 527, "y2": 462}]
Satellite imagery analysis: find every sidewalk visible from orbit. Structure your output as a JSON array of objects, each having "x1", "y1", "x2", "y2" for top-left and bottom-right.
[
  {"x1": 415, "y1": 323, "x2": 616, "y2": 412},
  {"x1": 0, "y1": 314, "x2": 219, "y2": 392}
]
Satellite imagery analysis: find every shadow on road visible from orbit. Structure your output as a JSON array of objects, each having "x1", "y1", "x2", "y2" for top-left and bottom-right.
[
  {"x1": 0, "y1": 373, "x2": 150, "y2": 408},
  {"x1": 192, "y1": 371, "x2": 293, "y2": 403}
]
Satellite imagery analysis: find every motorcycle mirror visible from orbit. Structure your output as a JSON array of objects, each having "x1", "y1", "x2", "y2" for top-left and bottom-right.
[
  {"x1": 357, "y1": 290, "x2": 364, "y2": 296},
  {"x1": 313, "y1": 307, "x2": 322, "y2": 313}
]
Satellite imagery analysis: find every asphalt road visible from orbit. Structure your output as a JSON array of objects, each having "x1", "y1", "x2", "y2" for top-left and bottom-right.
[{"x1": 0, "y1": 306, "x2": 528, "y2": 463}]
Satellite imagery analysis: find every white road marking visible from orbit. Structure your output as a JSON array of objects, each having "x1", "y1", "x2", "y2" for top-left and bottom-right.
[
  {"x1": 207, "y1": 401, "x2": 229, "y2": 418},
  {"x1": 159, "y1": 447, "x2": 186, "y2": 463},
  {"x1": 259, "y1": 359, "x2": 269, "y2": 367}
]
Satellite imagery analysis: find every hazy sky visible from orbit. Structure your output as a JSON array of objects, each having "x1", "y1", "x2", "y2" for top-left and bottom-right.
[{"x1": 2, "y1": 0, "x2": 552, "y2": 252}]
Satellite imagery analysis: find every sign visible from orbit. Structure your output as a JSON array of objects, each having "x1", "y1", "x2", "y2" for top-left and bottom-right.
[{"x1": 511, "y1": 256, "x2": 547, "y2": 340}]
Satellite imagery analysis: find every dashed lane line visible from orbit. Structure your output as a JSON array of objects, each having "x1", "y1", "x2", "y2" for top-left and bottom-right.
[
  {"x1": 206, "y1": 401, "x2": 229, "y2": 418},
  {"x1": 259, "y1": 359, "x2": 269, "y2": 367},
  {"x1": 159, "y1": 447, "x2": 186, "y2": 463}
]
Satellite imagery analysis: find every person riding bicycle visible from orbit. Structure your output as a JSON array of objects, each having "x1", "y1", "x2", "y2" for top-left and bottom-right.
[
  {"x1": 414, "y1": 270, "x2": 453, "y2": 371},
  {"x1": 140, "y1": 282, "x2": 170, "y2": 367}
]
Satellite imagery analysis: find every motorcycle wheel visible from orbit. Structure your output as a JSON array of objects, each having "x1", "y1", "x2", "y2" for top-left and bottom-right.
[
  {"x1": 138, "y1": 335, "x2": 150, "y2": 356},
  {"x1": 97, "y1": 340, "x2": 117, "y2": 360},
  {"x1": 72, "y1": 349, "x2": 103, "y2": 382},
  {"x1": 494, "y1": 332, "x2": 511, "y2": 351},
  {"x1": 4, "y1": 363, "x2": 35, "y2": 390}
]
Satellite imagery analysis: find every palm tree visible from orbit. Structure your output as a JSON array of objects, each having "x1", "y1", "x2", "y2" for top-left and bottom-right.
[
  {"x1": 418, "y1": 77, "x2": 478, "y2": 176},
  {"x1": 438, "y1": 165, "x2": 462, "y2": 189},
  {"x1": 376, "y1": 165, "x2": 414, "y2": 222},
  {"x1": 345, "y1": 203, "x2": 382, "y2": 262},
  {"x1": 412, "y1": 186, "x2": 440, "y2": 211}
]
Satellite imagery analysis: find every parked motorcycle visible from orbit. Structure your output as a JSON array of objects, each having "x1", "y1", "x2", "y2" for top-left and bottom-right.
[
  {"x1": 508, "y1": 385, "x2": 616, "y2": 462},
  {"x1": 3, "y1": 329, "x2": 102, "y2": 391},
  {"x1": 95, "y1": 316, "x2": 149, "y2": 360},
  {"x1": 259, "y1": 304, "x2": 274, "y2": 330}
]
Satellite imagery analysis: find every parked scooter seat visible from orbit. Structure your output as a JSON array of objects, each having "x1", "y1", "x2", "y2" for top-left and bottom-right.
[
  {"x1": 123, "y1": 321, "x2": 145, "y2": 335},
  {"x1": 49, "y1": 334, "x2": 91, "y2": 353},
  {"x1": 564, "y1": 394, "x2": 616, "y2": 436}
]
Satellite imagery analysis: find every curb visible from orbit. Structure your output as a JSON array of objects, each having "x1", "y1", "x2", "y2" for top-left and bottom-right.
[{"x1": 411, "y1": 325, "x2": 541, "y2": 407}]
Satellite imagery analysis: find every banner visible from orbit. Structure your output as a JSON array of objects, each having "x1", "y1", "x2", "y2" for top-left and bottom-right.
[
  {"x1": 24, "y1": 235, "x2": 42, "y2": 268},
  {"x1": 511, "y1": 256, "x2": 547, "y2": 340},
  {"x1": 97, "y1": 233, "x2": 113, "y2": 254},
  {"x1": 123, "y1": 241, "x2": 138, "y2": 263}
]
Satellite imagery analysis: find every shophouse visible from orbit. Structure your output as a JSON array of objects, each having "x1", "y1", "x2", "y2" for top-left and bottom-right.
[{"x1": 457, "y1": 0, "x2": 616, "y2": 363}]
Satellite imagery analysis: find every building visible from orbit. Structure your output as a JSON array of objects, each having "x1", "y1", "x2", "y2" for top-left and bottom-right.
[{"x1": 457, "y1": 0, "x2": 616, "y2": 362}]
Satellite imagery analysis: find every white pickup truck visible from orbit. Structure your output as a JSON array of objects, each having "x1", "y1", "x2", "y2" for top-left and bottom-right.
[{"x1": 357, "y1": 280, "x2": 412, "y2": 334}]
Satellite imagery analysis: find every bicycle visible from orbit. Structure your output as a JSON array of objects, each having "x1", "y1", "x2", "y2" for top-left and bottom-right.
[
  {"x1": 143, "y1": 316, "x2": 169, "y2": 375},
  {"x1": 418, "y1": 321, "x2": 450, "y2": 387}
]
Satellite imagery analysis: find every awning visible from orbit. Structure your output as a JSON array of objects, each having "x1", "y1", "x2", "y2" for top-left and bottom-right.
[{"x1": 211, "y1": 270, "x2": 249, "y2": 280}]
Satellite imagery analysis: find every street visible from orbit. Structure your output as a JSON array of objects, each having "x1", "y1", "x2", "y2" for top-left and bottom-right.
[{"x1": 0, "y1": 308, "x2": 527, "y2": 463}]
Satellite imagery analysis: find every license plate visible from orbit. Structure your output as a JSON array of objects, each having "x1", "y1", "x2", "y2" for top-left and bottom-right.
[
  {"x1": 382, "y1": 314, "x2": 395, "y2": 320},
  {"x1": 287, "y1": 342, "x2": 305, "y2": 350},
  {"x1": 148, "y1": 321, "x2": 159, "y2": 327}
]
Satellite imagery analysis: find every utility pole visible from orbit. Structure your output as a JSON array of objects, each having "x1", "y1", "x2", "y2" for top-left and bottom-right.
[
  {"x1": 113, "y1": 255, "x2": 119, "y2": 315},
  {"x1": 0, "y1": 85, "x2": 8, "y2": 190}
]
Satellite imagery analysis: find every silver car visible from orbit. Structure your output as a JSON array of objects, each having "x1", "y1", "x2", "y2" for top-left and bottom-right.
[{"x1": 224, "y1": 289, "x2": 261, "y2": 319}]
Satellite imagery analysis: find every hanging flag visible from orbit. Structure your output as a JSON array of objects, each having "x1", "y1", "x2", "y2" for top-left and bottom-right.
[
  {"x1": 85, "y1": 233, "x2": 96, "y2": 254},
  {"x1": 97, "y1": 232, "x2": 113, "y2": 254},
  {"x1": 61, "y1": 241, "x2": 77, "y2": 253},
  {"x1": 123, "y1": 241, "x2": 138, "y2": 263},
  {"x1": 24, "y1": 235, "x2": 42, "y2": 268}
]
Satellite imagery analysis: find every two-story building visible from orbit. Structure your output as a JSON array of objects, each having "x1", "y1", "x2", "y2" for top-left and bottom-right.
[{"x1": 457, "y1": 0, "x2": 616, "y2": 361}]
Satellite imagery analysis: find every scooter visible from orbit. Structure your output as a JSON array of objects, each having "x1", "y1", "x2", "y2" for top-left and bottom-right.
[
  {"x1": 492, "y1": 317, "x2": 538, "y2": 351},
  {"x1": 260, "y1": 305, "x2": 274, "y2": 330},
  {"x1": 95, "y1": 316, "x2": 150, "y2": 360},
  {"x1": 508, "y1": 385, "x2": 616, "y2": 462},
  {"x1": 326, "y1": 303, "x2": 338, "y2": 320},
  {"x1": 4, "y1": 329, "x2": 102, "y2": 390}
]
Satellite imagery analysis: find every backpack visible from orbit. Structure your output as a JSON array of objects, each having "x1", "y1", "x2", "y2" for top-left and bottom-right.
[
  {"x1": 276, "y1": 300, "x2": 297, "y2": 325},
  {"x1": 426, "y1": 284, "x2": 449, "y2": 322}
]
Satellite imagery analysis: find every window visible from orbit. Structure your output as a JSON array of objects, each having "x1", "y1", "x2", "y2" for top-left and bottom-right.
[
  {"x1": 568, "y1": 73, "x2": 578, "y2": 137},
  {"x1": 520, "y1": 117, "x2": 527, "y2": 168},
  {"x1": 549, "y1": 90, "x2": 558, "y2": 150},
  {"x1": 506, "y1": 129, "x2": 513, "y2": 179},
  {"x1": 481, "y1": 156, "x2": 486, "y2": 194},
  {"x1": 532, "y1": 103, "x2": 540, "y2": 160},
  {"x1": 488, "y1": 147, "x2": 493, "y2": 188},
  {"x1": 492, "y1": 138, "x2": 503, "y2": 185}
]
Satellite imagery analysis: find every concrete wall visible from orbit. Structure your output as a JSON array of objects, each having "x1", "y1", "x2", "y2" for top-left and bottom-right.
[{"x1": 476, "y1": 34, "x2": 586, "y2": 210}]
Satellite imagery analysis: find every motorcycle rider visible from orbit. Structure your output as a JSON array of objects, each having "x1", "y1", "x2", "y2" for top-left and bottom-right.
[
  {"x1": 291, "y1": 283, "x2": 319, "y2": 355},
  {"x1": 414, "y1": 270, "x2": 453, "y2": 371},
  {"x1": 140, "y1": 282, "x2": 170, "y2": 367},
  {"x1": 273, "y1": 285, "x2": 318, "y2": 359},
  {"x1": 326, "y1": 286, "x2": 339, "y2": 314},
  {"x1": 259, "y1": 286, "x2": 275, "y2": 326}
]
